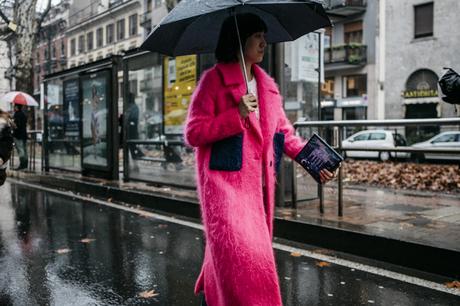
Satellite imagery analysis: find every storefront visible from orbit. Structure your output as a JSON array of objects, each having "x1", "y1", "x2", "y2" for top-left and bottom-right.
[{"x1": 402, "y1": 69, "x2": 440, "y2": 144}]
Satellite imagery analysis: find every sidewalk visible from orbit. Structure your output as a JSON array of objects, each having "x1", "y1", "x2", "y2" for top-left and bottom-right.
[
  {"x1": 278, "y1": 184, "x2": 460, "y2": 252},
  {"x1": 7, "y1": 168, "x2": 460, "y2": 278}
]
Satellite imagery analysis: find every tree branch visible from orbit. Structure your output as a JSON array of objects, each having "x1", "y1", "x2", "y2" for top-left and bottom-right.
[
  {"x1": 0, "y1": 8, "x2": 10, "y2": 24},
  {"x1": 36, "y1": 0, "x2": 51, "y2": 32},
  {"x1": 0, "y1": 24, "x2": 9, "y2": 37}
]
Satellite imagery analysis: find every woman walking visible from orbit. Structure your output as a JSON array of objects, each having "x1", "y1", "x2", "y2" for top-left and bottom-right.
[{"x1": 185, "y1": 14, "x2": 335, "y2": 306}]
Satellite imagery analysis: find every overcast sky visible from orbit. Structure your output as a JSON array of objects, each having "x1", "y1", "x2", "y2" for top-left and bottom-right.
[{"x1": 36, "y1": 0, "x2": 61, "y2": 12}]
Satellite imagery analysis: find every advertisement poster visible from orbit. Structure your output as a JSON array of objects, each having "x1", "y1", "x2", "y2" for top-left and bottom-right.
[
  {"x1": 63, "y1": 79, "x2": 80, "y2": 136},
  {"x1": 163, "y1": 55, "x2": 197, "y2": 135},
  {"x1": 290, "y1": 31, "x2": 324, "y2": 83},
  {"x1": 82, "y1": 73, "x2": 108, "y2": 167},
  {"x1": 47, "y1": 84, "x2": 61, "y2": 106}
]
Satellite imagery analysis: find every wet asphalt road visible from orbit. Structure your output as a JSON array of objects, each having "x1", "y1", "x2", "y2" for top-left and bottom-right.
[{"x1": 0, "y1": 181, "x2": 459, "y2": 306}]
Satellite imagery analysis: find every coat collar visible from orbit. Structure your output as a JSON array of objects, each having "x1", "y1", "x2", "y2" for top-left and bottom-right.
[{"x1": 215, "y1": 61, "x2": 279, "y2": 94}]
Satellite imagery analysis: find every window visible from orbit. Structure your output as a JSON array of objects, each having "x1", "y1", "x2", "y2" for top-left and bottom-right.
[
  {"x1": 154, "y1": 0, "x2": 162, "y2": 8},
  {"x1": 36, "y1": 52, "x2": 40, "y2": 62},
  {"x1": 61, "y1": 41, "x2": 65, "y2": 57},
  {"x1": 44, "y1": 48, "x2": 49, "y2": 60},
  {"x1": 324, "y1": 26, "x2": 332, "y2": 48},
  {"x1": 106, "y1": 24, "x2": 114, "y2": 44},
  {"x1": 78, "y1": 35, "x2": 85, "y2": 53},
  {"x1": 117, "y1": 19, "x2": 125, "y2": 40},
  {"x1": 414, "y1": 2, "x2": 434, "y2": 38},
  {"x1": 87, "y1": 31, "x2": 94, "y2": 51},
  {"x1": 343, "y1": 75, "x2": 367, "y2": 97},
  {"x1": 147, "y1": 0, "x2": 153, "y2": 12},
  {"x1": 96, "y1": 27, "x2": 103, "y2": 48},
  {"x1": 70, "y1": 38, "x2": 76, "y2": 56},
  {"x1": 433, "y1": 134, "x2": 458, "y2": 143},
  {"x1": 344, "y1": 21, "x2": 363, "y2": 44},
  {"x1": 406, "y1": 69, "x2": 438, "y2": 91},
  {"x1": 353, "y1": 133, "x2": 369, "y2": 141},
  {"x1": 129, "y1": 14, "x2": 138, "y2": 36},
  {"x1": 369, "y1": 133, "x2": 386, "y2": 140},
  {"x1": 321, "y1": 77, "x2": 334, "y2": 99},
  {"x1": 52, "y1": 44, "x2": 56, "y2": 59}
]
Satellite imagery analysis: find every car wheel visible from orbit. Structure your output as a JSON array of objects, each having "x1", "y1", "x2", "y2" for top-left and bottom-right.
[{"x1": 379, "y1": 151, "x2": 390, "y2": 161}]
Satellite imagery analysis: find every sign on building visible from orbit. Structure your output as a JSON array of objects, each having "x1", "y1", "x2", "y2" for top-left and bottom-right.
[{"x1": 290, "y1": 31, "x2": 324, "y2": 83}]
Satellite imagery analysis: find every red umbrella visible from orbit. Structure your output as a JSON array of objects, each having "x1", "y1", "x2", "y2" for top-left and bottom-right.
[{"x1": 1, "y1": 91, "x2": 39, "y2": 107}]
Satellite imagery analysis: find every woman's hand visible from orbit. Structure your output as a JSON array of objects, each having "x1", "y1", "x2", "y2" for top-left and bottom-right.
[
  {"x1": 319, "y1": 165, "x2": 340, "y2": 184},
  {"x1": 239, "y1": 94, "x2": 258, "y2": 118}
]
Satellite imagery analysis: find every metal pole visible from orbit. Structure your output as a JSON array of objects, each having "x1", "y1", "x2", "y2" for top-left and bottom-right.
[
  {"x1": 338, "y1": 126, "x2": 343, "y2": 216},
  {"x1": 317, "y1": 31, "x2": 324, "y2": 214}
]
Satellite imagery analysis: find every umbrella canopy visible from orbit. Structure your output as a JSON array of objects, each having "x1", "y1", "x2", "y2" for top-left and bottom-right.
[
  {"x1": 141, "y1": 0, "x2": 331, "y2": 57},
  {"x1": 1, "y1": 91, "x2": 39, "y2": 107}
]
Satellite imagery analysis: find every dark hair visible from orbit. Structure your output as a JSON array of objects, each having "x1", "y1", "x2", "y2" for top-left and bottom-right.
[
  {"x1": 14, "y1": 104, "x2": 23, "y2": 111},
  {"x1": 215, "y1": 13, "x2": 267, "y2": 63}
]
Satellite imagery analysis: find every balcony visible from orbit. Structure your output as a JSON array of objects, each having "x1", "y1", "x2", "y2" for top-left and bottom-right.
[
  {"x1": 324, "y1": 44, "x2": 367, "y2": 69},
  {"x1": 326, "y1": 0, "x2": 367, "y2": 17},
  {"x1": 140, "y1": 11, "x2": 152, "y2": 30}
]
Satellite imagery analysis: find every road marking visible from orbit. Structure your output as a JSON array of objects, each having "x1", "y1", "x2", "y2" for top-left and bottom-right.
[{"x1": 11, "y1": 179, "x2": 460, "y2": 297}]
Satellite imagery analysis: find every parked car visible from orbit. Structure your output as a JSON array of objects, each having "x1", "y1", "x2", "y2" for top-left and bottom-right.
[
  {"x1": 411, "y1": 131, "x2": 460, "y2": 162},
  {"x1": 342, "y1": 130, "x2": 409, "y2": 161}
]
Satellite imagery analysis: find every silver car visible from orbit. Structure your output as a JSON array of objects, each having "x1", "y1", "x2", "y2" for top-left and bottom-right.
[
  {"x1": 411, "y1": 131, "x2": 460, "y2": 161},
  {"x1": 342, "y1": 130, "x2": 409, "y2": 161}
]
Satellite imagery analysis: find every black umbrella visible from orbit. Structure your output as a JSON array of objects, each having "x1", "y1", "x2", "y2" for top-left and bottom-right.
[{"x1": 141, "y1": 0, "x2": 331, "y2": 90}]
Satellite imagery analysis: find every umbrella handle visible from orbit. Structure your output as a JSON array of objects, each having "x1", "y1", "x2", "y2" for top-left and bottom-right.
[{"x1": 233, "y1": 13, "x2": 249, "y2": 95}]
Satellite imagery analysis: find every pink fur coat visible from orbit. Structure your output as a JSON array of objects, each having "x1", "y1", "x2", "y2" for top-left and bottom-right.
[{"x1": 184, "y1": 62, "x2": 305, "y2": 306}]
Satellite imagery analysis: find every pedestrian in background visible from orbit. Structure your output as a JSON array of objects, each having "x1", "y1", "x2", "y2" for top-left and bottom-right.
[
  {"x1": 0, "y1": 109, "x2": 14, "y2": 185},
  {"x1": 13, "y1": 104, "x2": 28, "y2": 170},
  {"x1": 184, "y1": 13, "x2": 336, "y2": 306},
  {"x1": 126, "y1": 92, "x2": 144, "y2": 159}
]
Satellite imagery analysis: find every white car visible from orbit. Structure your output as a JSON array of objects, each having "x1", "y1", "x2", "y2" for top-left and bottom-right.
[
  {"x1": 411, "y1": 131, "x2": 460, "y2": 161},
  {"x1": 342, "y1": 130, "x2": 409, "y2": 161}
]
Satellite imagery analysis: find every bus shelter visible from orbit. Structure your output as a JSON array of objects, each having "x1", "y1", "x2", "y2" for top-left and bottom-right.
[{"x1": 43, "y1": 56, "x2": 121, "y2": 179}]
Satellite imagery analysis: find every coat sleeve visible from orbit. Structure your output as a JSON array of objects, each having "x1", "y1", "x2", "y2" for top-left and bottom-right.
[
  {"x1": 184, "y1": 69, "x2": 245, "y2": 147},
  {"x1": 277, "y1": 99, "x2": 306, "y2": 159}
]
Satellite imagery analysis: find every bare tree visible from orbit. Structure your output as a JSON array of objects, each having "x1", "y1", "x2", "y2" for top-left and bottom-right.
[{"x1": 0, "y1": 0, "x2": 51, "y2": 93}]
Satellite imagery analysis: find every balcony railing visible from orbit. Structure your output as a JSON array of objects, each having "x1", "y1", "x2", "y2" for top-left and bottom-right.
[
  {"x1": 326, "y1": 0, "x2": 367, "y2": 16},
  {"x1": 324, "y1": 44, "x2": 367, "y2": 65},
  {"x1": 140, "y1": 11, "x2": 152, "y2": 28}
]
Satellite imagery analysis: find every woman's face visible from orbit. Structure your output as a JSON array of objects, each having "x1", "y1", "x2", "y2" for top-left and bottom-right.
[{"x1": 244, "y1": 31, "x2": 267, "y2": 64}]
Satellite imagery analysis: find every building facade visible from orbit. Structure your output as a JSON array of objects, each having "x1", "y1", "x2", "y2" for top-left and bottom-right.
[
  {"x1": 33, "y1": 0, "x2": 71, "y2": 97},
  {"x1": 321, "y1": 0, "x2": 380, "y2": 124},
  {"x1": 384, "y1": 0, "x2": 460, "y2": 122},
  {"x1": 66, "y1": 0, "x2": 143, "y2": 68}
]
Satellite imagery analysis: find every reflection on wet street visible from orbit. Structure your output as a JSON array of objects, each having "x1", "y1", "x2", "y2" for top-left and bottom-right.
[{"x1": 0, "y1": 181, "x2": 459, "y2": 305}]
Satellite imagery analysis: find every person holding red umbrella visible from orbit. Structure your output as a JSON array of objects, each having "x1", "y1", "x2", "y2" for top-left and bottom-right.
[{"x1": 13, "y1": 103, "x2": 28, "y2": 170}]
